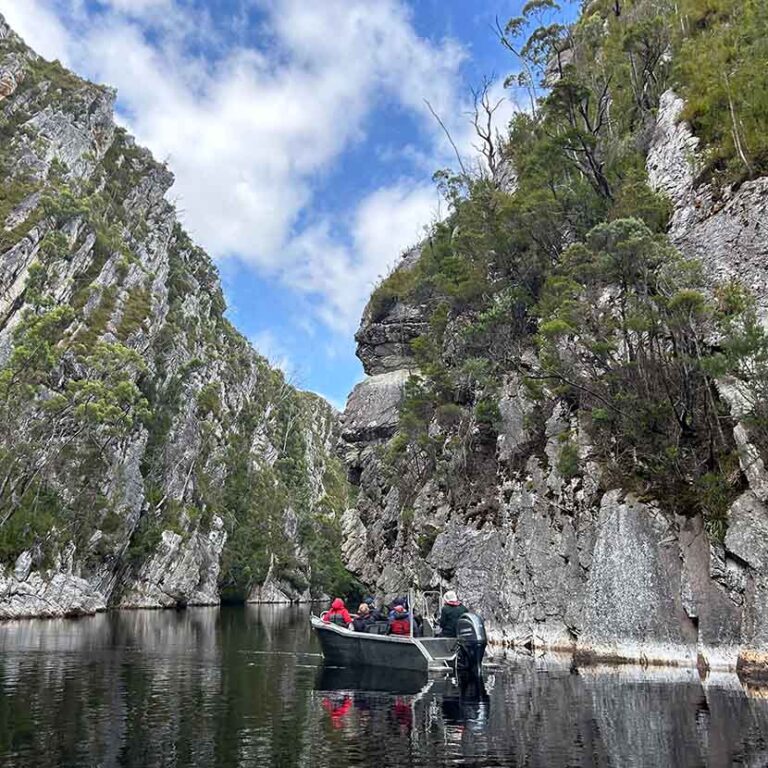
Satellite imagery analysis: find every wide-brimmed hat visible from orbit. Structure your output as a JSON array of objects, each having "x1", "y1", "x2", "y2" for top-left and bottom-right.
[{"x1": 443, "y1": 590, "x2": 458, "y2": 604}]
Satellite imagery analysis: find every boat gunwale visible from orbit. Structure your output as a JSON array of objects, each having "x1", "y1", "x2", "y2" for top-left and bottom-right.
[{"x1": 311, "y1": 615, "x2": 421, "y2": 644}]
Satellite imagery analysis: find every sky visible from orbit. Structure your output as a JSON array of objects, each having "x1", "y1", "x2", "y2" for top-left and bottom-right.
[{"x1": 0, "y1": 0, "x2": 527, "y2": 409}]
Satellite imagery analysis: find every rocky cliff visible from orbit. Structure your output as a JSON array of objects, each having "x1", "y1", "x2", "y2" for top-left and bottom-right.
[
  {"x1": 0, "y1": 16, "x2": 349, "y2": 618},
  {"x1": 341, "y1": 2, "x2": 768, "y2": 676}
]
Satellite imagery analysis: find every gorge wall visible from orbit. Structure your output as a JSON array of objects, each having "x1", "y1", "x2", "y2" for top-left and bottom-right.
[
  {"x1": 340, "y1": 5, "x2": 768, "y2": 676},
  {"x1": 0, "y1": 16, "x2": 348, "y2": 618}
]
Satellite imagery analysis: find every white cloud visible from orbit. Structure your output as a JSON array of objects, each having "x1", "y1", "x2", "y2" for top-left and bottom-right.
[
  {"x1": 0, "y1": 0, "x2": 71, "y2": 64},
  {"x1": 0, "y1": 0, "x2": 505, "y2": 335},
  {"x1": 104, "y1": 0, "x2": 171, "y2": 11},
  {"x1": 286, "y1": 180, "x2": 439, "y2": 333},
  {"x1": 78, "y1": 0, "x2": 466, "y2": 270}
]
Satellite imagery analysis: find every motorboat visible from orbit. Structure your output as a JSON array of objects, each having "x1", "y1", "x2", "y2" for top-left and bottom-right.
[{"x1": 310, "y1": 591, "x2": 487, "y2": 676}]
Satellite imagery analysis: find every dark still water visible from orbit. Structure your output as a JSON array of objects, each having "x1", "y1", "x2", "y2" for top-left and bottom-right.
[{"x1": 2, "y1": 607, "x2": 768, "y2": 768}]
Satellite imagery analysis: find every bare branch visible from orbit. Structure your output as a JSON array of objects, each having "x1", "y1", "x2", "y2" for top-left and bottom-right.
[
  {"x1": 494, "y1": 16, "x2": 538, "y2": 115},
  {"x1": 424, "y1": 99, "x2": 468, "y2": 178},
  {"x1": 469, "y1": 76, "x2": 506, "y2": 182}
]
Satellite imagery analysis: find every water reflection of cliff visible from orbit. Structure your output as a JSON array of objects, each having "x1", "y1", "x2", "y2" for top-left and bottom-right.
[
  {"x1": 3, "y1": 609, "x2": 768, "y2": 767},
  {"x1": 0, "y1": 605, "x2": 318, "y2": 768}
]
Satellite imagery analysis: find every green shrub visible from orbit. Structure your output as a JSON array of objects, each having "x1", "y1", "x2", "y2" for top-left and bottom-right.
[
  {"x1": 474, "y1": 397, "x2": 501, "y2": 429},
  {"x1": 675, "y1": 0, "x2": 768, "y2": 185},
  {"x1": 535, "y1": 218, "x2": 751, "y2": 516},
  {"x1": 117, "y1": 285, "x2": 152, "y2": 340},
  {"x1": 556, "y1": 439, "x2": 581, "y2": 481},
  {"x1": 369, "y1": 261, "x2": 421, "y2": 321},
  {"x1": 196, "y1": 382, "x2": 221, "y2": 418},
  {"x1": 0, "y1": 483, "x2": 62, "y2": 565}
]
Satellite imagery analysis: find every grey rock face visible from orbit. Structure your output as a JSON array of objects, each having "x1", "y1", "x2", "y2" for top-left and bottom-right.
[
  {"x1": 0, "y1": 566, "x2": 108, "y2": 619},
  {"x1": 678, "y1": 514, "x2": 744, "y2": 668},
  {"x1": 342, "y1": 369, "x2": 410, "y2": 444},
  {"x1": 355, "y1": 250, "x2": 427, "y2": 376},
  {"x1": 649, "y1": 90, "x2": 768, "y2": 317},
  {"x1": 499, "y1": 483, "x2": 592, "y2": 649},
  {"x1": 496, "y1": 374, "x2": 535, "y2": 461},
  {"x1": 355, "y1": 301, "x2": 427, "y2": 376},
  {"x1": 733, "y1": 423, "x2": 768, "y2": 502},
  {"x1": 339, "y1": 86, "x2": 768, "y2": 674},
  {"x1": 247, "y1": 552, "x2": 319, "y2": 604},
  {"x1": 119, "y1": 517, "x2": 227, "y2": 608},
  {"x1": 578, "y1": 492, "x2": 697, "y2": 665},
  {"x1": 25, "y1": 89, "x2": 116, "y2": 179},
  {"x1": 428, "y1": 522, "x2": 507, "y2": 625},
  {"x1": 725, "y1": 493, "x2": 768, "y2": 572},
  {"x1": 646, "y1": 91, "x2": 700, "y2": 207}
]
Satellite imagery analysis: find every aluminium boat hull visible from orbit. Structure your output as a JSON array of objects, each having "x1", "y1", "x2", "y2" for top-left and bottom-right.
[{"x1": 311, "y1": 616, "x2": 457, "y2": 672}]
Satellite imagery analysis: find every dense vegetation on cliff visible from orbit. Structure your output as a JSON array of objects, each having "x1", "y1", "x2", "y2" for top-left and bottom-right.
[
  {"x1": 0, "y1": 19, "x2": 352, "y2": 613},
  {"x1": 371, "y1": 0, "x2": 768, "y2": 537}
]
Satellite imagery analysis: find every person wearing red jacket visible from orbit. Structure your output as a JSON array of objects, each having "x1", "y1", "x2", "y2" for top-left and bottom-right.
[
  {"x1": 388, "y1": 604, "x2": 411, "y2": 635},
  {"x1": 323, "y1": 597, "x2": 352, "y2": 628}
]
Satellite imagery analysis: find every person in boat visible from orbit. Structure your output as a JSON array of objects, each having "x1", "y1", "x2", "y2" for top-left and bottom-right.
[
  {"x1": 363, "y1": 596, "x2": 383, "y2": 621},
  {"x1": 387, "y1": 596, "x2": 408, "y2": 619},
  {"x1": 411, "y1": 608, "x2": 424, "y2": 638},
  {"x1": 352, "y1": 602, "x2": 373, "y2": 632},
  {"x1": 438, "y1": 590, "x2": 468, "y2": 637},
  {"x1": 323, "y1": 597, "x2": 353, "y2": 628},
  {"x1": 388, "y1": 604, "x2": 411, "y2": 636}
]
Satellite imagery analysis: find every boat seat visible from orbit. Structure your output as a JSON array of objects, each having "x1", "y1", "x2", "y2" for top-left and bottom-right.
[{"x1": 367, "y1": 621, "x2": 390, "y2": 635}]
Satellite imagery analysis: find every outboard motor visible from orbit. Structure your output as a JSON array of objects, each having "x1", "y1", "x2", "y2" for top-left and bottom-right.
[{"x1": 455, "y1": 612, "x2": 487, "y2": 679}]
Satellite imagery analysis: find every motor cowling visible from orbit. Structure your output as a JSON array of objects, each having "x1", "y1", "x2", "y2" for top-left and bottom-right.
[{"x1": 456, "y1": 613, "x2": 486, "y2": 678}]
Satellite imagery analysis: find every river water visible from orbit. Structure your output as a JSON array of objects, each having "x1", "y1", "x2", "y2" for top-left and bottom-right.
[{"x1": 1, "y1": 605, "x2": 768, "y2": 767}]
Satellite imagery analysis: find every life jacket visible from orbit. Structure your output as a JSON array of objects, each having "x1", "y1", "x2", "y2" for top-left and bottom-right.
[
  {"x1": 324, "y1": 598, "x2": 351, "y2": 627},
  {"x1": 389, "y1": 617, "x2": 410, "y2": 635},
  {"x1": 329, "y1": 612, "x2": 348, "y2": 627}
]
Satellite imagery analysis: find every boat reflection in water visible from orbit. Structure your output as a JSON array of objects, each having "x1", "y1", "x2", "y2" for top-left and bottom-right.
[
  {"x1": 439, "y1": 673, "x2": 491, "y2": 735},
  {"x1": 314, "y1": 663, "x2": 491, "y2": 740},
  {"x1": 316, "y1": 664, "x2": 429, "y2": 695}
]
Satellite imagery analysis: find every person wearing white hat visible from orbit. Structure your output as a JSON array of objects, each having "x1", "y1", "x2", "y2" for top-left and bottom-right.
[{"x1": 439, "y1": 590, "x2": 468, "y2": 637}]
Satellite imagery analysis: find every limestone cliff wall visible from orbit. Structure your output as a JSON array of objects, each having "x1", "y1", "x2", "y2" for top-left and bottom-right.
[
  {"x1": 0, "y1": 16, "x2": 344, "y2": 618},
  {"x1": 341, "y1": 90, "x2": 768, "y2": 674}
]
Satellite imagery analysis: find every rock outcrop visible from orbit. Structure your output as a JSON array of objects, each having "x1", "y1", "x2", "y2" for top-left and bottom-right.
[
  {"x1": 0, "y1": 17, "x2": 347, "y2": 618},
  {"x1": 118, "y1": 518, "x2": 227, "y2": 609},
  {"x1": 340, "y1": 88, "x2": 768, "y2": 675}
]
